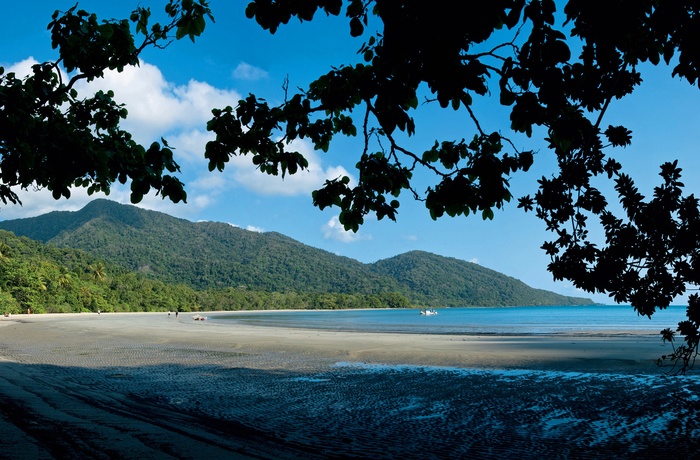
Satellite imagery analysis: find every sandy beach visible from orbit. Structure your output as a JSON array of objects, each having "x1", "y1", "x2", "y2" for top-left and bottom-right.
[{"x1": 0, "y1": 312, "x2": 698, "y2": 459}]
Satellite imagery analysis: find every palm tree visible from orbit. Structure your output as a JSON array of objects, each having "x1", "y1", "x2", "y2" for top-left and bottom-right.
[
  {"x1": 57, "y1": 271, "x2": 73, "y2": 288},
  {"x1": 38, "y1": 275, "x2": 47, "y2": 292},
  {"x1": 89, "y1": 262, "x2": 107, "y2": 282}
]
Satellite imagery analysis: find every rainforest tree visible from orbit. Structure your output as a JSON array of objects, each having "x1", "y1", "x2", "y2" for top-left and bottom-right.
[{"x1": 2, "y1": 0, "x2": 700, "y2": 371}]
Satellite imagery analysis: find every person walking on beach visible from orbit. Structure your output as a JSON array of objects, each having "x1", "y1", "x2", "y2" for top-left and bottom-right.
[{"x1": 175, "y1": 311, "x2": 179, "y2": 319}]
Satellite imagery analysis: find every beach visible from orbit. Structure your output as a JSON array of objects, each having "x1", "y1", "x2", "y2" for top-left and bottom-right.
[{"x1": 0, "y1": 312, "x2": 698, "y2": 458}]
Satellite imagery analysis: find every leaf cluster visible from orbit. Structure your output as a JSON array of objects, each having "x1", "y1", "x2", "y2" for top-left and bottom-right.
[
  {"x1": 206, "y1": 1, "x2": 538, "y2": 232},
  {"x1": 0, "y1": 1, "x2": 213, "y2": 207},
  {"x1": 232, "y1": 0, "x2": 700, "y2": 370}
]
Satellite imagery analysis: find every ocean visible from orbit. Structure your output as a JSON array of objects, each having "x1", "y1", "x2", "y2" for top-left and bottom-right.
[{"x1": 210, "y1": 304, "x2": 688, "y2": 335}]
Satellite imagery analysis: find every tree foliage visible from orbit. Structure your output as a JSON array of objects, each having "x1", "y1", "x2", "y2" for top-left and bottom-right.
[
  {"x1": 3, "y1": 1, "x2": 700, "y2": 370},
  {"x1": 0, "y1": 0, "x2": 214, "y2": 208},
  {"x1": 224, "y1": 0, "x2": 700, "y2": 372}
]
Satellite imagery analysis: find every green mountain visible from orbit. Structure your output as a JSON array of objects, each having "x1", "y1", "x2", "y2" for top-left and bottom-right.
[
  {"x1": 0, "y1": 199, "x2": 400, "y2": 294},
  {"x1": 0, "y1": 229, "x2": 405, "y2": 315},
  {"x1": 370, "y1": 251, "x2": 590, "y2": 306},
  {"x1": 0, "y1": 199, "x2": 593, "y2": 307}
]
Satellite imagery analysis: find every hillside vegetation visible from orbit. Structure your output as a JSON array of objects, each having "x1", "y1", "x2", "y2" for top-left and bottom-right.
[
  {"x1": 370, "y1": 251, "x2": 590, "y2": 306},
  {"x1": 1, "y1": 200, "x2": 401, "y2": 293},
  {"x1": 0, "y1": 230, "x2": 408, "y2": 315},
  {"x1": 0, "y1": 199, "x2": 593, "y2": 308}
]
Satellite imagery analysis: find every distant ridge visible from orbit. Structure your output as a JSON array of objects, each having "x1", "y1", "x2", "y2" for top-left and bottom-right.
[
  {"x1": 370, "y1": 251, "x2": 589, "y2": 306},
  {"x1": 0, "y1": 199, "x2": 593, "y2": 307}
]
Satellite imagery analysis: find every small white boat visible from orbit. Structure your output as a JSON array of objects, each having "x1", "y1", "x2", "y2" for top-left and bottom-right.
[
  {"x1": 420, "y1": 308, "x2": 438, "y2": 316},
  {"x1": 192, "y1": 314, "x2": 207, "y2": 321}
]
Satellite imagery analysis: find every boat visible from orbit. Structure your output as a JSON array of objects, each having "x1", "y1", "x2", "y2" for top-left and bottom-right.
[
  {"x1": 192, "y1": 314, "x2": 207, "y2": 321},
  {"x1": 420, "y1": 308, "x2": 438, "y2": 316}
]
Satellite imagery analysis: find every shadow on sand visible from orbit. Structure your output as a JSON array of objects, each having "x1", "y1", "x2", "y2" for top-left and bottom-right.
[{"x1": 1, "y1": 360, "x2": 699, "y2": 459}]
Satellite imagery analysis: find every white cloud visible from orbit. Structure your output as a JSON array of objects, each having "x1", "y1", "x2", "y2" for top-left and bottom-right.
[
  {"x1": 232, "y1": 62, "x2": 269, "y2": 81},
  {"x1": 0, "y1": 187, "x2": 91, "y2": 221},
  {"x1": 4, "y1": 57, "x2": 40, "y2": 77},
  {"x1": 0, "y1": 57, "x2": 355, "y2": 221},
  {"x1": 5, "y1": 58, "x2": 239, "y2": 145},
  {"x1": 469, "y1": 258, "x2": 480, "y2": 264},
  {"x1": 188, "y1": 194, "x2": 214, "y2": 211},
  {"x1": 167, "y1": 129, "x2": 216, "y2": 165},
  {"x1": 75, "y1": 61, "x2": 241, "y2": 144},
  {"x1": 129, "y1": 190, "x2": 202, "y2": 219},
  {"x1": 322, "y1": 215, "x2": 366, "y2": 243},
  {"x1": 0, "y1": 182, "x2": 207, "y2": 222},
  {"x1": 229, "y1": 138, "x2": 354, "y2": 196},
  {"x1": 74, "y1": 60, "x2": 353, "y2": 201},
  {"x1": 190, "y1": 173, "x2": 228, "y2": 192},
  {"x1": 222, "y1": 222, "x2": 264, "y2": 233},
  {"x1": 0, "y1": 185, "x2": 134, "y2": 221}
]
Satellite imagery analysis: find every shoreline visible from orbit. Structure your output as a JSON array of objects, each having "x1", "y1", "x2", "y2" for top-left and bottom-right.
[
  {"x1": 0, "y1": 311, "x2": 676, "y2": 373},
  {"x1": 0, "y1": 311, "x2": 675, "y2": 373},
  {"x1": 1, "y1": 312, "x2": 696, "y2": 458}
]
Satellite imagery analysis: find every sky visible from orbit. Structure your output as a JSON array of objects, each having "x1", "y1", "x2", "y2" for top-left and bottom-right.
[{"x1": 3, "y1": 1, "x2": 700, "y2": 304}]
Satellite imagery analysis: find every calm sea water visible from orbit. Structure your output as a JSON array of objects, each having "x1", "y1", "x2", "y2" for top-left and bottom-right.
[{"x1": 210, "y1": 305, "x2": 688, "y2": 335}]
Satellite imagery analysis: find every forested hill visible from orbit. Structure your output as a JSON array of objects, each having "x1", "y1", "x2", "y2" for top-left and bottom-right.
[
  {"x1": 0, "y1": 199, "x2": 593, "y2": 307},
  {"x1": 0, "y1": 199, "x2": 398, "y2": 294},
  {"x1": 0, "y1": 230, "x2": 408, "y2": 314},
  {"x1": 370, "y1": 251, "x2": 591, "y2": 307}
]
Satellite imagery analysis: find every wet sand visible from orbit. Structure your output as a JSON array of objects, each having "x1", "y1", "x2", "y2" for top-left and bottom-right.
[{"x1": 0, "y1": 312, "x2": 698, "y2": 458}]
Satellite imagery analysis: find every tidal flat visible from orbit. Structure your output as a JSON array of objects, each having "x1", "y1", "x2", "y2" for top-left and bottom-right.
[{"x1": 0, "y1": 312, "x2": 698, "y2": 459}]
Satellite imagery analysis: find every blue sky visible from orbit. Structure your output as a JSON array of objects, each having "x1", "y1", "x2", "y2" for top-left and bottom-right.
[{"x1": 3, "y1": 1, "x2": 700, "y2": 304}]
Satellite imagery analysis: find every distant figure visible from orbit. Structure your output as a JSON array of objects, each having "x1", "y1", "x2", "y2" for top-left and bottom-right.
[
  {"x1": 175, "y1": 311, "x2": 179, "y2": 319},
  {"x1": 168, "y1": 311, "x2": 171, "y2": 318},
  {"x1": 97, "y1": 310, "x2": 100, "y2": 315},
  {"x1": 27, "y1": 308, "x2": 30, "y2": 315}
]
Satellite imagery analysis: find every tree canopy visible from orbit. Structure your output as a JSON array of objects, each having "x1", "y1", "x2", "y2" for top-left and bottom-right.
[
  {"x1": 2, "y1": 0, "x2": 700, "y2": 371},
  {"x1": 0, "y1": 0, "x2": 214, "y2": 208}
]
